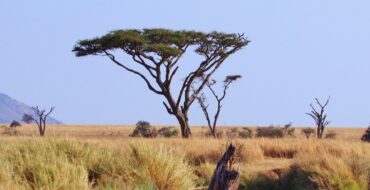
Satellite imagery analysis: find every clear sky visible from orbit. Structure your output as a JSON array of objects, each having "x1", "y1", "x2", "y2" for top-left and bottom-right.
[{"x1": 1, "y1": 1, "x2": 370, "y2": 127}]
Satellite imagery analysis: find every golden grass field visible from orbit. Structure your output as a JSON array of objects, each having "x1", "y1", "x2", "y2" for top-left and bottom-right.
[{"x1": 0, "y1": 124, "x2": 369, "y2": 190}]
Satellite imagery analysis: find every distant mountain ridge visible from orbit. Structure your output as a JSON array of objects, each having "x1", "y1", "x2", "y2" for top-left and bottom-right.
[{"x1": 0, "y1": 93, "x2": 62, "y2": 124}]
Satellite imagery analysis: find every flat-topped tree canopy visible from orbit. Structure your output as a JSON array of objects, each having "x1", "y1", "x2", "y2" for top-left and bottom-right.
[
  {"x1": 73, "y1": 28, "x2": 247, "y2": 58},
  {"x1": 73, "y1": 28, "x2": 249, "y2": 138}
]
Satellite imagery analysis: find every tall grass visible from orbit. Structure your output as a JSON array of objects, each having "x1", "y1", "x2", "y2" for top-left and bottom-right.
[
  {"x1": 0, "y1": 138, "x2": 194, "y2": 190},
  {"x1": 0, "y1": 137, "x2": 369, "y2": 189}
]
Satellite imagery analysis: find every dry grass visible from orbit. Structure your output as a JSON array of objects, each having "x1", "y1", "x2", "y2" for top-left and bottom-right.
[{"x1": 0, "y1": 125, "x2": 369, "y2": 189}]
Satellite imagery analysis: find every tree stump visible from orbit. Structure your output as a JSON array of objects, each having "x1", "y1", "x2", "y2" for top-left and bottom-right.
[{"x1": 208, "y1": 144, "x2": 240, "y2": 190}]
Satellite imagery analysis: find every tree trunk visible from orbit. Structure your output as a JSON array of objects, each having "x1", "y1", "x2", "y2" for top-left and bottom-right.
[
  {"x1": 175, "y1": 114, "x2": 191, "y2": 138},
  {"x1": 209, "y1": 144, "x2": 240, "y2": 190}
]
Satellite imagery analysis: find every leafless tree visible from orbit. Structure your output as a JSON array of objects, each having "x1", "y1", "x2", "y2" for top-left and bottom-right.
[
  {"x1": 306, "y1": 97, "x2": 330, "y2": 139},
  {"x1": 195, "y1": 75, "x2": 241, "y2": 138},
  {"x1": 22, "y1": 106, "x2": 55, "y2": 136}
]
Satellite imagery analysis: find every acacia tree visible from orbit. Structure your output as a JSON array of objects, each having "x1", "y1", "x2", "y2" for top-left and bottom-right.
[
  {"x1": 22, "y1": 106, "x2": 55, "y2": 136},
  {"x1": 195, "y1": 75, "x2": 241, "y2": 138},
  {"x1": 306, "y1": 97, "x2": 330, "y2": 139},
  {"x1": 73, "y1": 29, "x2": 248, "y2": 138}
]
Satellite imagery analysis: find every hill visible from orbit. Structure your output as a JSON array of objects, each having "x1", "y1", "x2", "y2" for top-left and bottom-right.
[{"x1": 0, "y1": 93, "x2": 61, "y2": 124}]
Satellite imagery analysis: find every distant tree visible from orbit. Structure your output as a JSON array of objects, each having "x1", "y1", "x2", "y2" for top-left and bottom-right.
[
  {"x1": 9, "y1": 120, "x2": 22, "y2": 128},
  {"x1": 22, "y1": 106, "x2": 55, "y2": 136},
  {"x1": 73, "y1": 29, "x2": 249, "y2": 138},
  {"x1": 194, "y1": 75, "x2": 242, "y2": 138},
  {"x1": 361, "y1": 126, "x2": 370, "y2": 142},
  {"x1": 306, "y1": 97, "x2": 330, "y2": 139},
  {"x1": 302, "y1": 127, "x2": 315, "y2": 139}
]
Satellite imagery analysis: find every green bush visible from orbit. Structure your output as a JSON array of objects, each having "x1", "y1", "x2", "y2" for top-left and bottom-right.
[
  {"x1": 158, "y1": 127, "x2": 179, "y2": 137},
  {"x1": 130, "y1": 121, "x2": 157, "y2": 138}
]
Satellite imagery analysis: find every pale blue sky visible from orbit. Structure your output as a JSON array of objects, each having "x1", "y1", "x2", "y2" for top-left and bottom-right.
[{"x1": 1, "y1": 1, "x2": 370, "y2": 126}]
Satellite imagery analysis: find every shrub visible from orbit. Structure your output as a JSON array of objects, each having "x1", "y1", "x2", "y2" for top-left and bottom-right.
[
  {"x1": 361, "y1": 126, "x2": 370, "y2": 142},
  {"x1": 9, "y1": 120, "x2": 22, "y2": 128},
  {"x1": 325, "y1": 131, "x2": 337, "y2": 139},
  {"x1": 130, "y1": 121, "x2": 157, "y2": 138},
  {"x1": 226, "y1": 128, "x2": 240, "y2": 138},
  {"x1": 282, "y1": 122, "x2": 295, "y2": 137},
  {"x1": 302, "y1": 128, "x2": 315, "y2": 139},
  {"x1": 256, "y1": 127, "x2": 284, "y2": 138},
  {"x1": 239, "y1": 127, "x2": 254, "y2": 139},
  {"x1": 158, "y1": 127, "x2": 179, "y2": 137}
]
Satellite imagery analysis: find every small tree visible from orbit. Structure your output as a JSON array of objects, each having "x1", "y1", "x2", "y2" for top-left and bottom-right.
[
  {"x1": 195, "y1": 75, "x2": 242, "y2": 138},
  {"x1": 130, "y1": 121, "x2": 157, "y2": 138},
  {"x1": 302, "y1": 127, "x2": 315, "y2": 139},
  {"x1": 22, "y1": 106, "x2": 55, "y2": 136},
  {"x1": 306, "y1": 97, "x2": 330, "y2": 139},
  {"x1": 361, "y1": 126, "x2": 370, "y2": 142},
  {"x1": 73, "y1": 29, "x2": 249, "y2": 138}
]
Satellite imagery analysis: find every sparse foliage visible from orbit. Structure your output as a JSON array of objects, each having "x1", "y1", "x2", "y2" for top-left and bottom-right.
[
  {"x1": 361, "y1": 126, "x2": 370, "y2": 142},
  {"x1": 9, "y1": 120, "x2": 22, "y2": 128},
  {"x1": 130, "y1": 121, "x2": 157, "y2": 138},
  {"x1": 195, "y1": 75, "x2": 242, "y2": 138},
  {"x1": 306, "y1": 97, "x2": 330, "y2": 139},
  {"x1": 22, "y1": 106, "x2": 55, "y2": 136},
  {"x1": 158, "y1": 127, "x2": 179, "y2": 137},
  {"x1": 73, "y1": 29, "x2": 249, "y2": 138},
  {"x1": 302, "y1": 127, "x2": 316, "y2": 139}
]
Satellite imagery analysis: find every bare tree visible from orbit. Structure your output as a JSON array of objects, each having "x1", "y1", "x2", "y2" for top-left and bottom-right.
[
  {"x1": 22, "y1": 106, "x2": 55, "y2": 136},
  {"x1": 195, "y1": 75, "x2": 241, "y2": 138},
  {"x1": 73, "y1": 29, "x2": 249, "y2": 138},
  {"x1": 306, "y1": 97, "x2": 330, "y2": 139}
]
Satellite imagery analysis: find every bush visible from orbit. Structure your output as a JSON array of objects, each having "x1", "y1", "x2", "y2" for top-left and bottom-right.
[
  {"x1": 158, "y1": 127, "x2": 179, "y2": 137},
  {"x1": 239, "y1": 127, "x2": 254, "y2": 139},
  {"x1": 361, "y1": 126, "x2": 370, "y2": 142},
  {"x1": 325, "y1": 131, "x2": 337, "y2": 139},
  {"x1": 130, "y1": 121, "x2": 157, "y2": 138},
  {"x1": 302, "y1": 128, "x2": 316, "y2": 139},
  {"x1": 256, "y1": 127, "x2": 284, "y2": 138},
  {"x1": 226, "y1": 128, "x2": 240, "y2": 138},
  {"x1": 9, "y1": 120, "x2": 22, "y2": 128},
  {"x1": 283, "y1": 122, "x2": 295, "y2": 137},
  {"x1": 203, "y1": 130, "x2": 224, "y2": 138}
]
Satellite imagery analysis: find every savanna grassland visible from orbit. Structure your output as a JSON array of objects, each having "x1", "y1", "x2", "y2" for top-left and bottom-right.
[{"x1": 0, "y1": 125, "x2": 369, "y2": 190}]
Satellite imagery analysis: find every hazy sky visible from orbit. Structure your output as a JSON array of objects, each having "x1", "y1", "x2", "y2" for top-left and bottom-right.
[{"x1": 1, "y1": 1, "x2": 370, "y2": 126}]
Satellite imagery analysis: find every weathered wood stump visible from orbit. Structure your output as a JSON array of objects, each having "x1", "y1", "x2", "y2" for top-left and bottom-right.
[{"x1": 208, "y1": 144, "x2": 240, "y2": 190}]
